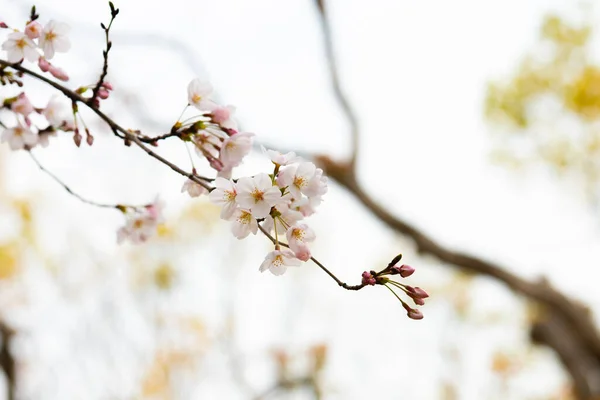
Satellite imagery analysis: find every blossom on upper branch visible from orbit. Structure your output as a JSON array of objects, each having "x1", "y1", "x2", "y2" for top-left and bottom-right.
[
  {"x1": 38, "y1": 20, "x2": 71, "y2": 59},
  {"x1": 181, "y1": 178, "x2": 207, "y2": 198},
  {"x1": 230, "y1": 208, "x2": 258, "y2": 239},
  {"x1": 187, "y1": 79, "x2": 215, "y2": 111},
  {"x1": 2, "y1": 31, "x2": 39, "y2": 62}
]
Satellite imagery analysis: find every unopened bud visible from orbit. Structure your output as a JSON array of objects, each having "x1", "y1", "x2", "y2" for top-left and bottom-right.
[
  {"x1": 73, "y1": 130, "x2": 82, "y2": 147},
  {"x1": 406, "y1": 286, "x2": 429, "y2": 299},
  {"x1": 401, "y1": 301, "x2": 424, "y2": 320},
  {"x1": 0, "y1": 22, "x2": 8, "y2": 29},
  {"x1": 49, "y1": 66, "x2": 69, "y2": 81},
  {"x1": 389, "y1": 253, "x2": 402, "y2": 267},
  {"x1": 101, "y1": 81, "x2": 113, "y2": 91},
  {"x1": 361, "y1": 271, "x2": 376, "y2": 286},
  {"x1": 209, "y1": 157, "x2": 224, "y2": 172},
  {"x1": 86, "y1": 133, "x2": 94, "y2": 146},
  {"x1": 97, "y1": 89, "x2": 110, "y2": 99},
  {"x1": 38, "y1": 57, "x2": 50, "y2": 72},
  {"x1": 392, "y1": 264, "x2": 415, "y2": 278}
]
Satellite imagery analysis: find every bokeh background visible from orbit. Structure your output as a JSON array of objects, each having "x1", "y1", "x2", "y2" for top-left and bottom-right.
[{"x1": 1, "y1": 0, "x2": 600, "y2": 399}]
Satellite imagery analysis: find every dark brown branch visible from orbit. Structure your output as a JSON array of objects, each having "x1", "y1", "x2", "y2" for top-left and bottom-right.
[
  {"x1": 318, "y1": 156, "x2": 600, "y2": 399},
  {"x1": 0, "y1": 322, "x2": 15, "y2": 400},
  {"x1": 313, "y1": 0, "x2": 360, "y2": 168}
]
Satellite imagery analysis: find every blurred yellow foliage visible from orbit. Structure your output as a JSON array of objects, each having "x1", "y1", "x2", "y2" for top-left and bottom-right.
[
  {"x1": 0, "y1": 243, "x2": 18, "y2": 280},
  {"x1": 485, "y1": 11, "x2": 600, "y2": 200}
]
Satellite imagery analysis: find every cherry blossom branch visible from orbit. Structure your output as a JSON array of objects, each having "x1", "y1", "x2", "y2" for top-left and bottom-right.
[
  {"x1": 258, "y1": 223, "x2": 365, "y2": 290},
  {"x1": 0, "y1": 59, "x2": 214, "y2": 191},
  {"x1": 89, "y1": 2, "x2": 118, "y2": 105},
  {"x1": 28, "y1": 150, "x2": 120, "y2": 209}
]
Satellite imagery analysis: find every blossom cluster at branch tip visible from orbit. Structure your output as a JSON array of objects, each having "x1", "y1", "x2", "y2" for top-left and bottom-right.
[
  {"x1": 116, "y1": 197, "x2": 164, "y2": 244},
  {"x1": 361, "y1": 254, "x2": 428, "y2": 320}
]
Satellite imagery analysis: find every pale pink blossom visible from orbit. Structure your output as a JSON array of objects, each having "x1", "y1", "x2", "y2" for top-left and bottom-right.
[
  {"x1": 37, "y1": 130, "x2": 56, "y2": 148},
  {"x1": 42, "y1": 96, "x2": 65, "y2": 126},
  {"x1": 304, "y1": 167, "x2": 328, "y2": 198},
  {"x1": 285, "y1": 224, "x2": 315, "y2": 261},
  {"x1": 181, "y1": 178, "x2": 207, "y2": 198},
  {"x1": 2, "y1": 31, "x2": 39, "y2": 62},
  {"x1": 210, "y1": 105, "x2": 238, "y2": 130},
  {"x1": 144, "y1": 197, "x2": 165, "y2": 222},
  {"x1": 230, "y1": 208, "x2": 258, "y2": 239},
  {"x1": 290, "y1": 197, "x2": 317, "y2": 217},
  {"x1": 11, "y1": 93, "x2": 34, "y2": 116},
  {"x1": 262, "y1": 146, "x2": 301, "y2": 166},
  {"x1": 187, "y1": 78, "x2": 215, "y2": 111},
  {"x1": 220, "y1": 132, "x2": 254, "y2": 169},
  {"x1": 236, "y1": 173, "x2": 282, "y2": 218},
  {"x1": 208, "y1": 177, "x2": 238, "y2": 219},
  {"x1": 116, "y1": 214, "x2": 157, "y2": 244},
  {"x1": 1, "y1": 124, "x2": 37, "y2": 150},
  {"x1": 24, "y1": 21, "x2": 42, "y2": 39},
  {"x1": 277, "y1": 162, "x2": 319, "y2": 199},
  {"x1": 38, "y1": 20, "x2": 70, "y2": 59},
  {"x1": 259, "y1": 249, "x2": 301, "y2": 276}
]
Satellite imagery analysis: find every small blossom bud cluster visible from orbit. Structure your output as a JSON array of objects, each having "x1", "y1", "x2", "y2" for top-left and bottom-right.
[
  {"x1": 2, "y1": 15, "x2": 71, "y2": 80},
  {"x1": 361, "y1": 254, "x2": 428, "y2": 320},
  {"x1": 116, "y1": 198, "x2": 164, "y2": 245}
]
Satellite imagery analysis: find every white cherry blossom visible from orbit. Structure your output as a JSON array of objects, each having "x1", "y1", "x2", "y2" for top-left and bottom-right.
[
  {"x1": 208, "y1": 177, "x2": 238, "y2": 219},
  {"x1": 2, "y1": 31, "x2": 39, "y2": 63},
  {"x1": 38, "y1": 20, "x2": 70, "y2": 59},
  {"x1": 230, "y1": 209, "x2": 258, "y2": 239},
  {"x1": 181, "y1": 179, "x2": 207, "y2": 198},
  {"x1": 1, "y1": 124, "x2": 37, "y2": 150},
  {"x1": 286, "y1": 224, "x2": 315, "y2": 261},
  {"x1": 220, "y1": 132, "x2": 254, "y2": 169},
  {"x1": 210, "y1": 105, "x2": 238, "y2": 130},
  {"x1": 42, "y1": 96, "x2": 65, "y2": 126},
  {"x1": 187, "y1": 78, "x2": 215, "y2": 111},
  {"x1": 277, "y1": 161, "x2": 318, "y2": 198},
  {"x1": 236, "y1": 173, "x2": 282, "y2": 218},
  {"x1": 262, "y1": 146, "x2": 301, "y2": 166},
  {"x1": 11, "y1": 93, "x2": 34, "y2": 116},
  {"x1": 259, "y1": 249, "x2": 301, "y2": 276}
]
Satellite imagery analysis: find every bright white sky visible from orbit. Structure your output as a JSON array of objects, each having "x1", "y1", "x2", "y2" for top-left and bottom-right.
[{"x1": 1, "y1": 0, "x2": 600, "y2": 399}]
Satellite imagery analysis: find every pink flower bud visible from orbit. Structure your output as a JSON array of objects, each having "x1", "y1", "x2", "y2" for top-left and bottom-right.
[
  {"x1": 294, "y1": 247, "x2": 311, "y2": 262},
  {"x1": 413, "y1": 297, "x2": 425, "y2": 306},
  {"x1": 361, "y1": 271, "x2": 376, "y2": 286},
  {"x1": 25, "y1": 21, "x2": 42, "y2": 39},
  {"x1": 38, "y1": 57, "x2": 51, "y2": 72},
  {"x1": 393, "y1": 264, "x2": 415, "y2": 278},
  {"x1": 97, "y1": 89, "x2": 110, "y2": 100},
  {"x1": 49, "y1": 66, "x2": 69, "y2": 81},
  {"x1": 86, "y1": 134, "x2": 94, "y2": 146},
  {"x1": 73, "y1": 131, "x2": 82, "y2": 147},
  {"x1": 406, "y1": 286, "x2": 429, "y2": 299},
  {"x1": 209, "y1": 157, "x2": 224, "y2": 172},
  {"x1": 101, "y1": 81, "x2": 113, "y2": 91},
  {"x1": 407, "y1": 308, "x2": 424, "y2": 320},
  {"x1": 0, "y1": 22, "x2": 8, "y2": 29}
]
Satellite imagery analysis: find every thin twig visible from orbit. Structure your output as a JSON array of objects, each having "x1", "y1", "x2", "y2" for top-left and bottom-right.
[
  {"x1": 0, "y1": 59, "x2": 214, "y2": 191},
  {"x1": 28, "y1": 151, "x2": 120, "y2": 209},
  {"x1": 90, "y1": 2, "x2": 119, "y2": 103},
  {"x1": 258, "y1": 223, "x2": 364, "y2": 291}
]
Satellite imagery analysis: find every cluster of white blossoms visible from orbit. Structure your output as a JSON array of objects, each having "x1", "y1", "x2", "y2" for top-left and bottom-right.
[
  {"x1": 180, "y1": 78, "x2": 328, "y2": 275},
  {"x1": 1, "y1": 16, "x2": 72, "y2": 150},
  {"x1": 2, "y1": 17, "x2": 71, "y2": 80}
]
